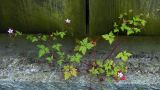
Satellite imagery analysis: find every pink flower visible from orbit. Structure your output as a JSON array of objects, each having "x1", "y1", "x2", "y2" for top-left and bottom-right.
[
  {"x1": 8, "y1": 28, "x2": 13, "y2": 34},
  {"x1": 118, "y1": 71, "x2": 126, "y2": 80},
  {"x1": 65, "y1": 19, "x2": 71, "y2": 24}
]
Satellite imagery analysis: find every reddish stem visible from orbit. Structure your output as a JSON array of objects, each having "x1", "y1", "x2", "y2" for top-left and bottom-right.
[{"x1": 103, "y1": 37, "x2": 121, "y2": 63}]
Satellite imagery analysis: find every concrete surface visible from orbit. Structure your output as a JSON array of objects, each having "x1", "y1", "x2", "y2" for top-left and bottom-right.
[{"x1": 0, "y1": 34, "x2": 160, "y2": 90}]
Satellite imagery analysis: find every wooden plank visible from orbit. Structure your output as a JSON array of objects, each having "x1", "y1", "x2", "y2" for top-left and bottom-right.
[
  {"x1": 0, "y1": 0, "x2": 86, "y2": 36},
  {"x1": 89, "y1": 0, "x2": 160, "y2": 36}
]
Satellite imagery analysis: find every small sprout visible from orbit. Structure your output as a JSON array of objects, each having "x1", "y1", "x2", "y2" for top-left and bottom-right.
[
  {"x1": 114, "y1": 22, "x2": 118, "y2": 27},
  {"x1": 37, "y1": 45, "x2": 50, "y2": 58},
  {"x1": 75, "y1": 38, "x2": 94, "y2": 55},
  {"x1": 54, "y1": 31, "x2": 66, "y2": 39},
  {"x1": 41, "y1": 35, "x2": 48, "y2": 41},
  {"x1": 26, "y1": 35, "x2": 38, "y2": 42},
  {"x1": 141, "y1": 20, "x2": 147, "y2": 26},
  {"x1": 119, "y1": 14, "x2": 123, "y2": 19},
  {"x1": 63, "y1": 65, "x2": 77, "y2": 80},
  {"x1": 114, "y1": 28, "x2": 119, "y2": 33},
  {"x1": 46, "y1": 55, "x2": 53, "y2": 63},
  {"x1": 52, "y1": 43, "x2": 62, "y2": 51},
  {"x1": 116, "y1": 51, "x2": 132, "y2": 62},
  {"x1": 103, "y1": 60, "x2": 113, "y2": 71},
  {"x1": 15, "y1": 31, "x2": 22, "y2": 36},
  {"x1": 134, "y1": 28, "x2": 141, "y2": 33},
  {"x1": 68, "y1": 53, "x2": 82, "y2": 63},
  {"x1": 102, "y1": 32, "x2": 115, "y2": 45},
  {"x1": 89, "y1": 67, "x2": 99, "y2": 75}
]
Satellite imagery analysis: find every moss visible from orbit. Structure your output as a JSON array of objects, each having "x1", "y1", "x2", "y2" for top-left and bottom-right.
[
  {"x1": 63, "y1": 0, "x2": 86, "y2": 36},
  {"x1": 0, "y1": 0, "x2": 86, "y2": 36},
  {"x1": 0, "y1": 0, "x2": 160, "y2": 36},
  {"x1": 89, "y1": 0, "x2": 160, "y2": 36}
]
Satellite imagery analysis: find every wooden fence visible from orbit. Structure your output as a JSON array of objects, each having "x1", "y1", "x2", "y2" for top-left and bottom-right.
[{"x1": 0, "y1": 0, "x2": 160, "y2": 36}]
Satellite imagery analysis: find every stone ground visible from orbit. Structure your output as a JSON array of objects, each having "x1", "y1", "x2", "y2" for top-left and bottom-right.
[{"x1": 0, "y1": 34, "x2": 160, "y2": 90}]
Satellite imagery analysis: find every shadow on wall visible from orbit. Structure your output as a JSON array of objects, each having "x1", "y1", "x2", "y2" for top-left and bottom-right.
[
  {"x1": 0, "y1": 0, "x2": 86, "y2": 36},
  {"x1": 0, "y1": 0, "x2": 160, "y2": 36}
]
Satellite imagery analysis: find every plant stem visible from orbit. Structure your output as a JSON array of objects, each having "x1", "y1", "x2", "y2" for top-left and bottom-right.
[
  {"x1": 103, "y1": 37, "x2": 121, "y2": 63},
  {"x1": 93, "y1": 47, "x2": 97, "y2": 62}
]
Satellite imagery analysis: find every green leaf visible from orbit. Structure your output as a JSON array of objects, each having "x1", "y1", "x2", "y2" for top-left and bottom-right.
[
  {"x1": 133, "y1": 22, "x2": 139, "y2": 26},
  {"x1": 119, "y1": 14, "x2": 123, "y2": 19},
  {"x1": 134, "y1": 28, "x2": 141, "y2": 33},
  {"x1": 69, "y1": 53, "x2": 82, "y2": 63},
  {"x1": 63, "y1": 65, "x2": 77, "y2": 80},
  {"x1": 52, "y1": 43, "x2": 62, "y2": 51},
  {"x1": 97, "y1": 68, "x2": 105, "y2": 74},
  {"x1": 120, "y1": 23, "x2": 127, "y2": 31},
  {"x1": 103, "y1": 60, "x2": 113, "y2": 71},
  {"x1": 127, "y1": 29, "x2": 134, "y2": 35},
  {"x1": 114, "y1": 28, "x2": 119, "y2": 33},
  {"x1": 46, "y1": 56, "x2": 53, "y2": 63},
  {"x1": 102, "y1": 32, "x2": 115, "y2": 45},
  {"x1": 64, "y1": 72, "x2": 71, "y2": 80},
  {"x1": 37, "y1": 45, "x2": 45, "y2": 49},
  {"x1": 75, "y1": 38, "x2": 94, "y2": 55},
  {"x1": 37, "y1": 45, "x2": 50, "y2": 58},
  {"x1": 41, "y1": 35, "x2": 48, "y2": 41},
  {"x1": 89, "y1": 67, "x2": 99, "y2": 75},
  {"x1": 116, "y1": 51, "x2": 132, "y2": 62},
  {"x1": 128, "y1": 20, "x2": 133, "y2": 24},
  {"x1": 38, "y1": 49, "x2": 45, "y2": 58},
  {"x1": 96, "y1": 60, "x2": 103, "y2": 67},
  {"x1": 15, "y1": 31, "x2": 22, "y2": 36},
  {"x1": 57, "y1": 60, "x2": 64, "y2": 66},
  {"x1": 141, "y1": 20, "x2": 146, "y2": 26},
  {"x1": 79, "y1": 46, "x2": 87, "y2": 55},
  {"x1": 59, "y1": 32, "x2": 66, "y2": 39},
  {"x1": 133, "y1": 16, "x2": 141, "y2": 22},
  {"x1": 54, "y1": 31, "x2": 66, "y2": 39},
  {"x1": 57, "y1": 52, "x2": 65, "y2": 57},
  {"x1": 26, "y1": 35, "x2": 38, "y2": 42},
  {"x1": 114, "y1": 22, "x2": 118, "y2": 27}
]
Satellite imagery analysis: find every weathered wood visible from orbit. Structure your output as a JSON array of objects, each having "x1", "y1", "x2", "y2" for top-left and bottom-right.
[
  {"x1": 89, "y1": 0, "x2": 160, "y2": 36},
  {"x1": 0, "y1": 0, "x2": 86, "y2": 35}
]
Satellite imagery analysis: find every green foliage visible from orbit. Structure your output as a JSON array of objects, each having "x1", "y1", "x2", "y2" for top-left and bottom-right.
[
  {"x1": 63, "y1": 65, "x2": 77, "y2": 80},
  {"x1": 75, "y1": 38, "x2": 94, "y2": 55},
  {"x1": 116, "y1": 51, "x2": 132, "y2": 62},
  {"x1": 90, "y1": 12, "x2": 146, "y2": 81},
  {"x1": 89, "y1": 60, "x2": 120, "y2": 78},
  {"x1": 46, "y1": 55, "x2": 53, "y2": 63},
  {"x1": 89, "y1": 67, "x2": 100, "y2": 75},
  {"x1": 102, "y1": 32, "x2": 115, "y2": 45},
  {"x1": 52, "y1": 43, "x2": 62, "y2": 51},
  {"x1": 37, "y1": 44, "x2": 50, "y2": 58},
  {"x1": 53, "y1": 31, "x2": 66, "y2": 39},
  {"x1": 112, "y1": 12, "x2": 147, "y2": 36},
  {"x1": 103, "y1": 60, "x2": 113, "y2": 71},
  {"x1": 15, "y1": 31, "x2": 22, "y2": 36},
  {"x1": 24, "y1": 11, "x2": 146, "y2": 82},
  {"x1": 40, "y1": 35, "x2": 48, "y2": 41},
  {"x1": 68, "y1": 53, "x2": 82, "y2": 63},
  {"x1": 26, "y1": 35, "x2": 38, "y2": 42}
]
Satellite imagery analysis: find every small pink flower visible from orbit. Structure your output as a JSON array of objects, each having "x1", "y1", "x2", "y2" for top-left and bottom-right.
[
  {"x1": 65, "y1": 19, "x2": 71, "y2": 24},
  {"x1": 8, "y1": 28, "x2": 13, "y2": 34},
  {"x1": 118, "y1": 71, "x2": 126, "y2": 80}
]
